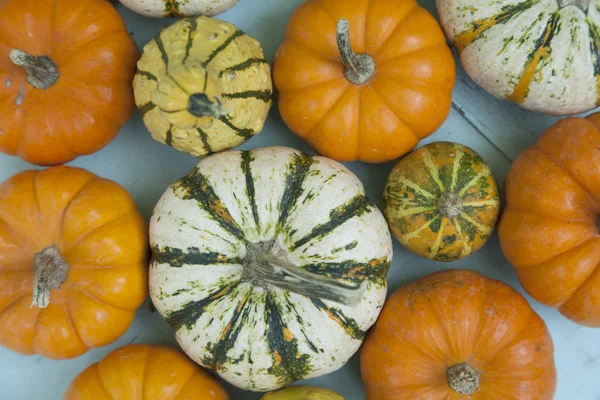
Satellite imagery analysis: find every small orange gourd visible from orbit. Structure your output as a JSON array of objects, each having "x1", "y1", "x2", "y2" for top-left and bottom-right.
[
  {"x1": 0, "y1": 166, "x2": 148, "y2": 359},
  {"x1": 0, "y1": 0, "x2": 139, "y2": 166},
  {"x1": 64, "y1": 345, "x2": 230, "y2": 399},
  {"x1": 499, "y1": 113, "x2": 600, "y2": 326},
  {"x1": 361, "y1": 270, "x2": 556, "y2": 399},
  {"x1": 273, "y1": 0, "x2": 455, "y2": 163}
]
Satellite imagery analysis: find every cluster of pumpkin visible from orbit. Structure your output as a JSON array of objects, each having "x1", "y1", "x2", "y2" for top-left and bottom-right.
[{"x1": 0, "y1": 0, "x2": 599, "y2": 398}]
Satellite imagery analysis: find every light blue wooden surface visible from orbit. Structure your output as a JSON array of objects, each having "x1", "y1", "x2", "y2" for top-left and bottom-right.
[{"x1": 0, "y1": 1, "x2": 598, "y2": 399}]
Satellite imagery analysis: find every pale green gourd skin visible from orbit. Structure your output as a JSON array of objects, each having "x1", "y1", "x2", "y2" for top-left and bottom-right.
[
  {"x1": 436, "y1": 0, "x2": 600, "y2": 115},
  {"x1": 149, "y1": 146, "x2": 393, "y2": 392}
]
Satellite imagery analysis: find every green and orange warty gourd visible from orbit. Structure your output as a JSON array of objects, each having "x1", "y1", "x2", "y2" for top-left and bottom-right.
[
  {"x1": 384, "y1": 142, "x2": 500, "y2": 262},
  {"x1": 273, "y1": 0, "x2": 455, "y2": 163},
  {"x1": 0, "y1": 0, "x2": 138, "y2": 166},
  {"x1": 499, "y1": 113, "x2": 600, "y2": 326},
  {"x1": 0, "y1": 167, "x2": 148, "y2": 359},
  {"x1": 361, "y1": 270, "x2": 557, "y2": 400}
]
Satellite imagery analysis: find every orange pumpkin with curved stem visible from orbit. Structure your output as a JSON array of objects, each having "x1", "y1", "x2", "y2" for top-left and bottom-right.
[
  {"x1": 0, "y1": 166, "x2": 148, "y2": 359},
  {"x1": 0, "y1": 0, "x2": 138, "y2": 166},
  {"x1": 273, "y1": 0, "x2": 455, "y2": 163},
  {"x1": 499, "y1": 113, "x2": 600, "y2": 327},
  {"x1": 361, "y1": 270, "x2": 556, "y2": 399},
  {"x1": 64, "y1": 345, "x2": 230, "y2": 400}
]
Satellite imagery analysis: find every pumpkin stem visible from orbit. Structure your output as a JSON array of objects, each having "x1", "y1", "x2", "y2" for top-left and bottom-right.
[
  {"x1": 242, "y1": 241, "x2": 367, "y2": 306},
  {"x1": 9, "y1": 50, "x2": 59, "y2": 89},
  {"x1": 188, "y1": 92, "x2": 223, "y2": 118},
  {"x1": 558, "y1": 0, "x2": 589, "y2": 11},
  {"x1": 336, "y1": 18, "x2": 375, "y2": 85},
  {"x1": 438, "y1": 192, "x2": 463, "y2": 218},
  {"x1": 31, "y1": 246, "x2": 69, "y2": 309},
  {"x1": 447, "y1": 363, "x2": 480, "y2": 395}
]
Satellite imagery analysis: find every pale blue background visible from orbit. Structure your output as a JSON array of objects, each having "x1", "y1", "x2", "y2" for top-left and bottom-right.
[{"x1": 0, "y1": 1, "x2": 598, "y2": 399}]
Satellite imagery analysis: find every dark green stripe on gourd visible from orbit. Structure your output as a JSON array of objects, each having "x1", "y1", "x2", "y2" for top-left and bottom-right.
[
  {"x1": 310, "y1": 299, "x2": 364, "y2": 340},
  {"x1": 152, "y1": 246, "x2": 242, "y2": 267},
  {"x1": 521, "y1": 12, "x2": 560, "y2": 74},
  {"x1": 183, "y1": 17, "x2": 198, "y2": 63},
  {"x1": 165, "y1": 125, "x2": 174, "y2": 146},
  {"x1": 241, "y1": 151, "x2": 260, "y2": 227},
  {"x1": 265, "y1": 292, "x2": 312, "y2": 384},
  {"x1": 137, "y1": 70, "x2": 158, "y2": 81},
  {"x1": 222, "y1": 90, "x2": 272, "y2": 102},
  {"x1": 176, "y1": 170, "x2": 246, "y2": 241},
  {"x1": 203, "y1": 292, "x2": 253, "y2": 370},
  {"x1": 289, "y1": 195, "x2": 373, "y2": 251},
  {"x1": 303, "y1": 257, "x2": 390, "y2": 287},
  {"x1": 197, "y1": 128, "x2": 212, "y2": 154},
  {"x1": 587, "y1": 21, "x2": 600, "y2": 104},
  {"x1": 138, "y1": 102, "x2": 156, "y2": 117},
  {"x1": 283, "y1": 294, "x2": 322, "y2": 354},
  {"x1": 203, "y1": 30, "x2": 246, "y2": 67},
  {"x1": 457, "y1": 215, "x2": 478, "y2": 241},
  {"x1": 154, "y1": 34, "x2": 170, "y2": 67},
  {"x1": 453, "y1": 150, "x2": 477, "y2": 193},
  {"x1": 462, "y1": 0, "x2": 539, "y2": 43},
  {"x1": 278, "y1": 153, "x2": 315, "y2": 229},
  {"x1": 219, "y1": 116, "x2": 254, "y2": 139},
  {"x1": 167, "y1": 282, "x2": 241, "y2": 331},
  {"x1": 220, "y1": 58, "x2": 269, "y2": 77}
]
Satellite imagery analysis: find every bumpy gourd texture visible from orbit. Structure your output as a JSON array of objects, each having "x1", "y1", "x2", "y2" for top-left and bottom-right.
[
  {"x1": 361, "y1": 270, "x2": 557, "y2": 400},
  {"x1": 384, "y1": 142, "x2": 500, "y2": 261},
  {"x1": 119, "y1": 0, "x2": 238, "y2": 18},
  {"x1": 262, "y1": 386, "x2": 344, "y2": 400},
  {"x1": 436, "y1": 0, "x2": 600, "y2": 115},
  {"x1": 0, "y1": 0, "x2": 138, "y2": 166},
  {"x1": 149, "y1": 146, "x2": 392, "y2": 391},
  {"x1": 64, "y1": 345, "x2": 230, "y2": 399},
  {"x1": 133, "y1": 17, "x2": 272, "y2": 157},
  {"x1": 499, "y1": 113, "x2": 600, "y2": 327},
  {"x1": 0, "y1": 167, "x2": 148, "y2": 359}
]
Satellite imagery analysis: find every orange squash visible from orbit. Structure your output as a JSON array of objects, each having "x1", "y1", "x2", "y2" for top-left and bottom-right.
[
  {"x1": 0, "y1": 0, "x2": 139, "y2": 166},
  {"x1": 273, "y1": 0, "x2": 455, "y2": 163},
  {"x1": 64, "y1": 344, "x2": 230, "y2": 400},
  {"x1": 0, "y1": 166, "x2": 148, "y2": 359},
  {"x1": 361, "y1": 270, "x2": 556, "y2": 400},
  {"x1": 499, "y1": 113, "x2": 600, "y2": 327}
]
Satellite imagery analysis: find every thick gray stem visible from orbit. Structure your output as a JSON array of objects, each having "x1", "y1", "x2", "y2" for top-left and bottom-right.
[
  {"x1": 9, "y1": 50, "x2": 59, "y2": 89},
  {"x1": 187, "y1": 93, "x2": 223, "y2": 118},
  {"x1": 438, "y1": 192, "x2": 463, "y2": 218},
  {"x1": 243, "y1": 241, "x2": 366, "y2": 306},
  {"x1": 31, "y1": 246, "x2": 69, "y2": 308},
  {"x1": 447, "y1": 363, "x2": 480, "y2": 395},
  {"x1": 336, "y1": 19, "x2": 375, "y2": 85},
  {"x1": 558, "y1": 0, "x2": 589, "y2": 10}
]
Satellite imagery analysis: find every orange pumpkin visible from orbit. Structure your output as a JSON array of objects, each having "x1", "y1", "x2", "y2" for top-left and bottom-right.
[
  {"x1": 0, "y1": 0, "x2": 139, "y2": 166},
  {"x1": 64, "y1": 344, "x2": 230, "y2": 400},
  {"x1": 273, "y1": 0, "x2": 455, "y2": 163},
  {"x1": 361, "y1": 270, "x2": 556, "y2": 399},
  {"x1": 0, "y1": 166, "x2": 148, "y2": 359},
  {"x1": 499, "y1": 113, "x2": 600, "y2": 327}
]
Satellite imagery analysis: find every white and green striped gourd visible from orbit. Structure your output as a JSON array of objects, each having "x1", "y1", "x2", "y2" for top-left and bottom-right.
[{"x1": 149, "y1": 146, "x2": 393, "y2": 391}]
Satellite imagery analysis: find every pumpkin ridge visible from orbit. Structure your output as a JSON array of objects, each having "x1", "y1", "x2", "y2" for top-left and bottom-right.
[
  {"x1": 63, "y1": 213, "x2": 134, "y2": 253},
  {"x1": 75, "y1": 285, "x2": 137, "y2": 313},
  {"x1": 167, "y1": 282, "x2": 241, "y2": 332},
  {"x1": 533, "y1": 146, "x2": 600, "y2": 209},
  {"x1": 557, "y1": 257, "x2": 600, "y2": 309},
  {"x1": 310, "y1": 298, "x2": 364, "y2": 340},
  {"x1": 304, "y1": 84, "x2": 352, "y2": 140},
  {"x1": 64, "y1": 301, "x2": 89, "y2": 349},
  {"x1": 369, "y1": 82, "x2": 420, "y2": 141},
  {"x1": 176, "y1": 170, "x2": 246, "y2": 242},
  {"x1": 56, "y1": 174, "x2": 99, "y2": 240},
  {"x1": 203, "y1": 290, "x2": 252, "y2": 371},
  {"x1": 369, "y1": 2, "x2": 420, "y2": 58},
  {"x1": 483, "y1": 309, "x2": 539, "y2": 366},
  {"x1": 56, "y1": 30, "x2": 131, "y2": 67},
  {"x1": 289, "y1": 195, "x2": 373, "y2": 251},
  {"x1": 0, "y1": 292, "x2": 30, "y2": 319}
]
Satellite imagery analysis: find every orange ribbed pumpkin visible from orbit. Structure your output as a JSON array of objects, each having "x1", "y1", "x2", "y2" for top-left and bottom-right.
[
  {"x1": 0, "y1": 166, "x2": 148, "y2": 359},
  {"x1": 499, "y1": 113, "x2": 600, "y2": 327},
  {"x1": 273, "y1": 0, "x2": 455, "y2": 163},
  {"x1": 361, "y1": 270, "x2": 556, "y2": 400},
  {"x1": 64, "y1": 345, "x2": 230, "y2": 399},
  {"x1": 0, "y1": 0, "x2": 138, "y2": 166}
]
